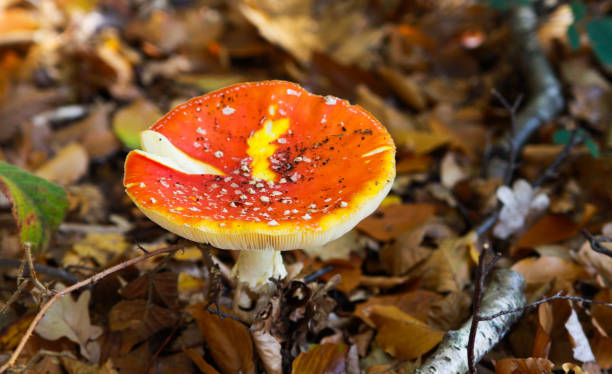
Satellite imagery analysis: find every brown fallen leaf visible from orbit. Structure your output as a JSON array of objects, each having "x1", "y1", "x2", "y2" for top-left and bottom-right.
[
  {"x1": 418, "y1": 232, "x2": 476, "y2": 293},
  {"x1": 72, "y1": 232, "x2": 129, "y2": 267},
  {"x1": 379, "y1": 220, "x2": 453, "y2": 276},
  {"x1": 291, "y1": 343, "x2": 348, "y2": 374},
  {"x1": 516, "y1": 205, "x2": 596, "y2": 250},
  {"x1": 427, "y1": 291, "x2": 472, "y2": 331},
  {"x1": 188, "y1": 303, "x2": 255, "y2": 374},
  {"x1": 35, "y1": 143, "x2": 89, "y2": 185},
  {"x1": 357, "y1": 203, "x2": 438, "y2": 241},
  {"x1": 185, "y1": 348, "x2": 221, "y2": 374},
  {"x1": 369, "y1": 305, "x2": 444, "y2": 360},
  {"x1": 495, "y1": 357, "x2": 554, "y2": 374},
  {"x1": 511, "y1": 256, "x2": 586, "y2": 286},
  {"x1": 591, "y1": 326, "x2": 612, "y2": 370},
  {"x1": 61, "y1": 358, "x2": 118, "y2": 374},
  {"x1": 574, "y1": 231, "x2": 612, "y2": 285},
  {"x1": 303, "y1": 230, "x2": 365, "y2": 261},
  {"x1": 592, "y1": 289, "x2": 612, "y2": 338},
  {"x1": 318, "y1": 255, "x2": 363, "y2": 294},
  {"x1": 378, "y1": 67, "x2": 427, "y2": 111},
  {"x1": 0, "y1": 315, "x2": 35, "y2": 351},
  {"x1": 355, "y1": 84, "x2": 416, "y2": 147},
  {"x1": 355, "y1": 290, "x2": 443, "y2": 327},
  {"x1": 396, "y1": 154, "x2": 432, "y2": 173},
  {"x1": 532, "y1": 303, "x2": 552, "y2": 358},
  {"x1": 251, "y1": 329, "x2": 282, "y2": 374},
  {"x1": 34, "y1": 284, "x2": 103, "y2": 363},
  {"x1": 108, "y1": 299, "x2": 178, "y2": 353}
]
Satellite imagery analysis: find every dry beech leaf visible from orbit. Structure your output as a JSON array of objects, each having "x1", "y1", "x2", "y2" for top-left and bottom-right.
[
  {"x1": 355, "y1": 84, "x2": 416, "y2": 144},
  {"x1": 35, "y1": 143, "x2": 89, "y2": 185},
  {"x1": 377, "y1": 67, "x2": 426, "y2": 111},
  {"x1": 72, "y1": 232, "x2": 129, "y2": 267},
  {"x1": 369, "y1": 305, "x2": 444, "y2": 360},
  {"x1": 516, "y1": 205, "x2": 596, "y2": 250},
  {"x1": 511, "y1": 256, "x2": 586, "y2": 285},
  {"x1": 0, "y1": 315, "x2": 34, "y2": 350},
  {"x1": 178, "y1": 272, "x2": 206, "y2": 294},
  {"x1": 291, "y1": 343, "x2": 348, "y2": 374},
  {"x1": 184, "y1": 348, "x2": 221, "y2": 374},
  {"x1": 396, "y1": 154, "x2": 432, "y2": 173},
  {"x1": 61, "y1": 358, "x2": 118, "y2": 374},
  {"x1": 591, "y1": 327, "x2": 612, "y2": 370},
  {"x1": 427, "y1": 291, "x2": 472, "y2": 331},
  {"x1": 357, "y1": 203, "x2": 438, "y2": 241},
  {"x1": 35, "y1": 284, "x2": 103, "y2": 363},
  {"x1": 303, "y1": 230, "x2": 365, "y2": 261},
  {"x1": 592, "y1": 289, "x2": 612, "y2": 338},
  {"x1": 318, "y1": 255, "x2": 363, "y2": 294},
  {"x1": 418, "y1": 232, "x2": 475, "y2": 293},
  {"x1": 574, "y1": 237, "x2": 612, "y2": 284},
  {"x1": 251, "y1": 329, "x2": 282, "y2": 374},
  {"x1": 188, "y1": 303, "x2": 255, "y2": 374},
  {"x1": 380, "y1": 220, "x2": 453, "y2": 276},
  {"x1": 108, "y1": 299, "x2": 178, "y2": 353},
  {"x1": 495, "y1": 357, "x2": 554, "y2": 374},
  {"x1": 355, "y1": 290, "x2": 443, "y2": 327},
  {"x1": 532, "y1": 303, "x2": 552, "y2": 358}
]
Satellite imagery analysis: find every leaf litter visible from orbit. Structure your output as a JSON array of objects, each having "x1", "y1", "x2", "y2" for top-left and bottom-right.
[{"x1": 0, "y1": 0, "x2": 611, "y2": 373}]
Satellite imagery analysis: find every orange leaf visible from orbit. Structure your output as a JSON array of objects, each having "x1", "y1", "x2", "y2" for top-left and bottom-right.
[
  {"x1": 369, "y1": 305, "x2": 444, "y2": 360},
  {"x1": 0, "y1": 315, "x2": 34, "y2": 350},
  {"x1": 495, "y1": 357, "x2": 554, "y2": 374},
  {"x1": 516, "y1": 205, "x2": 596, "y2": 249},
  {"x1": 184, "y1": 348, "x2": 221, "y2": 374},
  {"x1": 355, "y1": 290, "x2": 442, "y2": 327},
  {"x1": 511, "y1": 256, "x2": 586, "y2": 285},
  {"x1": 291, "y1": 343, "x2": 348, "y2": 374},
  {"x1": 188, "y1": 303, "x2": 255, "y2": 374},
  {"x1": 357, "y1": 203, "x2": 438, "y2": 241}
]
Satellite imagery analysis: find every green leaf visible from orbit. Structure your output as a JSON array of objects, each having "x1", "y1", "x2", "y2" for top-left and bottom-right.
[
  {"x1": 552, "y1": 129, "x2": 572, "y2": 145},
  {"x1": 584, "y1": 137, "x2": 600, "y2": 158},
  {"x1": 0, "y1": 162, "x2": 68, "y2": 252},
  {"x1": 113, "y1": 99, "x2": 163, "y2": 149},
  {"x1": 586, "y1": 18, "x2": 612, "y2": 65},
  {"x1": 570, "y1": 0, "x2": 587, "y2": 22},
  {"x1": 479, "y1": 0, "x2": 529, "y2": 10},
  {"x1": 567, "y1": 23, "x2": 581, "y2": 50}
]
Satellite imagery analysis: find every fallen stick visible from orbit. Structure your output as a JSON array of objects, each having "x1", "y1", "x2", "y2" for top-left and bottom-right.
[
  {"x1": 412, "y1": 269, "x2": 525, "y2": 374},
  {"x1": 485, "y1": 4, "x2": 564, "y2": 180}
]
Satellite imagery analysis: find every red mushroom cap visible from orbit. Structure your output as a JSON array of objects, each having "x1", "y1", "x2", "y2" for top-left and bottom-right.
[{"x1": 124, "y1": 81, "x2": 395, "y2": 250}]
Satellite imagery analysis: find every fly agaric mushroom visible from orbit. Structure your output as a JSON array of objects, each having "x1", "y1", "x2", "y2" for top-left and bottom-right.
[{"x1": 124, "y1": 81, "x2": 395, "y2": 289}]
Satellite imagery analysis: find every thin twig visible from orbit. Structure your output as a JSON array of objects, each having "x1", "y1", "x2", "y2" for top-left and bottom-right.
[
  {"x1": 491, "y1": 89, "x2": 523, "y2": 186},
  {"x1": 0, "y1": 243, "x2": 186, "y2": 373},
  {"x1": 581, "y1": 229, "x2": 612, "y2": 258},
  {"x1": 479, "y1": 291, "x2": 612, "y2": 322},
  {"x1": 532, "y1": 128, "x2": 583, "y2": 188}
]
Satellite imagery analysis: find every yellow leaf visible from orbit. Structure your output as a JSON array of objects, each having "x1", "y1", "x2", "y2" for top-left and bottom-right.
[{"x1": 369, "y1": 305, "x2": 444, "y2": 360}]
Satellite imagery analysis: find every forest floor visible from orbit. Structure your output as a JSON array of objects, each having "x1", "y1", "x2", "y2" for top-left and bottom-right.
[{"x1": 0, "y1": 1, "x2": 611, "y2": 373}]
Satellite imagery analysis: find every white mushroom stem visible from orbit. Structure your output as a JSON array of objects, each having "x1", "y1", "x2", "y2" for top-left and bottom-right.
[{"x1": 231, "y1": 249, "x2": 287, "y2": 290}]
